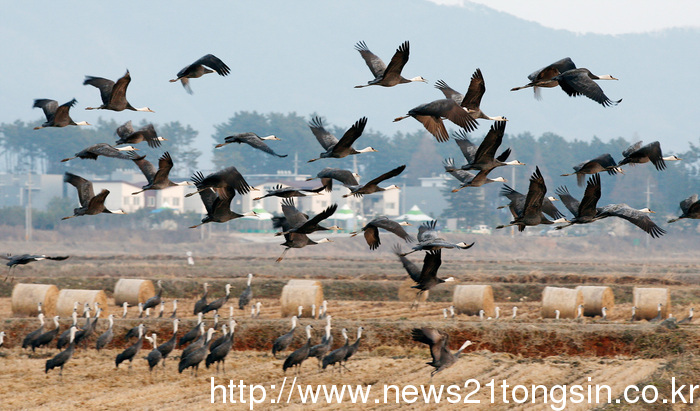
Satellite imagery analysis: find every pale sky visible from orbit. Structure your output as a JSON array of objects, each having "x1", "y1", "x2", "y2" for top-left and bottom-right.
[{"x1": 431, "y1": 0, "x2": 700, "y2": 35}]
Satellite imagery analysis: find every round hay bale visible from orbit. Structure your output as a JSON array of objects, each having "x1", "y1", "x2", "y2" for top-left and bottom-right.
[
  {"x1": 633, "y1": 287, "x2": 670, "y2": 320},
  {"x1": 398, "y1": 278, "x2": 429, "y2": 303},
  {"x1": 576, "y1": 286, "x2": 615, "y2": 317},
  {"x1": 541, "y1": 286, "x2": 583, "y2": 319},
  {"x1": 280, "y1": 280, "x2": 323, "y2": 318},
  {"x1": 452, "y1": 285, "x2": 495, "y2": 317},
  {"x1": 113, "y1": 279, "x2": 155, "y2": 306},
  {"x1": 56, "y1": 289, "x2": 108, "y2": 317},
  {"x1": 11, "y1": 284, "x2": 59, "y2": 317}
]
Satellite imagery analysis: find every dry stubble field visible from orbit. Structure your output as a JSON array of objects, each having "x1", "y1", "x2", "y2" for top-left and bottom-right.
[{"x1": 0, "y1": 232, "x2": 699, "y2": 409}]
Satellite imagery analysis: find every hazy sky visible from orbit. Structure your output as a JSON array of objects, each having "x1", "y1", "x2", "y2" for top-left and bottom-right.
[
  {"x1": 3, "y1": 1, "x2": 699, "y2": 171},
  {"x1": 431, "y1": 0, "x2": 700, "y2": 35}
]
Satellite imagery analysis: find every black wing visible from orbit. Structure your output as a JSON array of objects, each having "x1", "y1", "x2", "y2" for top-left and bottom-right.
[
  {"x1": 461, "y1": 68, "x2": 486, "y2": 111},
  {"x1": 362, "y1": 165, "x2": 405, "y2": 188},
  {"x1": 394, "y1": 245, "x2": 421, "y2": 282},
  {"x1": 354, "y1": 41, "x2": 386, "y2": 78},
  {"x1": 332, "y1": 117, "x2": 368, "y2": 154},
  {"x1": 64, "y1": 172, "x2": 94, "y2": 207},
  {"x1": 434, "y1": 80, "x2": 464, "y2": 104},
  {"x1": 83, "y1": 76, "x2": 115, "y2": 105},
  {"x1": 309, "y1": 117, "x2": 338, "y2": 150}
]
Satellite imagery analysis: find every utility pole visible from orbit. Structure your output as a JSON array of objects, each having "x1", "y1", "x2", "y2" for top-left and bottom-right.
[
  {"x1": 25, "y1": 169, "x2": 32, "y2": 242},
  {"x1": 293, "y1": 152, "x2": 299, "y2": 177}
]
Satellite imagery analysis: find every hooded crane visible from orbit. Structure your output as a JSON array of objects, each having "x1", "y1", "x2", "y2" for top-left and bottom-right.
[
  {"x1": 84, "y1": 70, "x2": 154, "y2": 112},
  {"x1": 61, "y1": 143, "x2": 136, "y2": 163},
  {"x1": 435, "y1": 69, "x2": 507, "y2": 121},
  {"x1": 411, "y1": 327, "x2": 472, "y2": 378},
  {"x1": 4, "y1": 254, "x2": 68, "y2": 281},
  {"x1": 669, "y1": 194, "x2": 700, "y2": 223},
  {"x1": 194, "y1": 284, "x2": 209, "y2": 315},
  {"x1": 130, "y1": 152, "x2": 192, "y2": 195},
  {"x1": 354, "y1": 40, "x2": 426, "y2": 88},
  {"x1": 283, "y1": 325, "x2": 314, "y2": 375},
  {"x1": 394, "y1": 99, "x2": 478, "y2": 143},
  {"x1": 497, "y1": 167, "x2": 568, "y2": 231},
  {"x1": 594, "y1": 204, "x2": 665, "y2": 238},
  {"x1": 616, "y1": 141, "x2": 681, "y2": 171},
  {"x1": 62, "y1": 172, "x2": 126, "y2": 220},
  {"x1": 115, "y1": 121, "x2": 166, "y2": 148},
  {"x1": 350, "y1": 216, "x2": 413, "y2": 250},
  {"x1": 22, "y1": 313, "x2": 45, "y2": 349},
  {"x1": 305, "y1": 168, "x2": 360, "y2": 192},
  {"x1": 253, "y1": 184, "x2": 324, "y2": 201},
  {"x1": 443, "y1": 158, "x2": 506, "y2": 191},
  {"x1": 202, "y1": 284, "x2": 231, "y2": 315},
  {"x1": 561, "y1": 153, "x2": 622, "y2": 187},
  {"x1": 309, "y1": 324, "x2": 333, "y2": 368},
  {"x1": 215, "y1": 133, "x2": 287, "y2": 157},
  {"x1": 450, "y1": 123, "x2": 523, "y2": 172},
  {"x1": 189, "y1": 181, "x2": 257, "y2": 229},
  {"x1": 510, "y1": 57, "x2": 577, "y2": 99},
  {"x1": 272, "y1": 316, "x2": 298, "y2": 358},
  {"x1": 238, "y1": 274, "x2": 253, "y2": 310},
  {"x1": 400, "y1": 220, "x2": 474, "y2": 256},
  {"x1": 181, "y1": 324, "x2": 207, "y2": 360},
  {"x1": 322, "y1": 328, "x2": 350, "y2": 372},
  {"x1": 550, "y1": 68, "x2": 621, "y2": 107},
  {"x1": 206, "y1": 320, "x2": 236, "y2": 373},
  {"x1": 179, "y1": 328, "x2": 216, "y2": 376},
  {"x1": 57, "y1": 311, "x2": 78, "y2": 349},
  {"x1": 32, "y1": 315, "x2": 60, "y2": 352},
  {"x1": 170, "y1": 54, "x2": 230, "y2": 94},
  {"x1": 156, "y1": 318, "x2": 179, "y2": 366},
  {"x1": 178, "y1": 313, "x2": 204, "y2": 348},
  {"x1": 186, "y1": 166, "x2": 254, "y2": 199},
  {"x1": 343, "y1": 327, "x2": 364, "y2": 366},
  {"x1": 96, "y1": 314, "x2": 114, "y2": 351},
  {"x1": 142, "y1": 280, "x2": 163, "y2": 311},
  {"x1": 307, "y1": 116, "x2": 376, "y2": 162},
  {"x1": 116, "y1": 324, "x2": 145, "y2": 370},
  {"x1": 498, "y1": 184, "x2": 564, "y2": 221},
  {"x1": 144, "y1": 334, "x2": 163, "y2": 373},
  {"x1": 275, "y1": 200, "x2": 339, "y2": 236},
  {"x1": 33, "y1": 98, "x2": 89, "y2": 130},
  {"x1": 45, "y1": 326, "x2": 78, "y2": 378},
  {"x1": 273, "y1": 201, "x2": 333, "y2": 262},
  {"x1": 342, "y1": 165, "x2": 405, "y2": 198},
  {"x1": 394, "y1": 247, "x2": 454, "y2": 298}
]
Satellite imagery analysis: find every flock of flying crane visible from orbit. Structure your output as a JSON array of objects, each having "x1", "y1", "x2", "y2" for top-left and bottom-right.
[{"x1": 8, "y1": 41, "x2": 700, "y2": 379}]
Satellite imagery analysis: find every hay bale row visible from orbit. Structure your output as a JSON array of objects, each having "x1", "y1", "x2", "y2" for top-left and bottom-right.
[
  {"x1": 113, "y1": 279, "x2": 155, "y2": 306},
  {"x1": 11, "y1": 284, "x2": 59, "y2": 317},
  {"x1": 633, "y1": 287, "x2": 670, "y2": 320},
  {"x1": 576, "y1": 286, "x2": 615, "y2": 317},
  {"x1": 541, "y1": 286, "x2": 583, "y2": 319},
  {"x1": 280, "y1": 279, "x2": 323, "y2": 318},
  {"x1": 452, "y1": 285, "x2": 494, "y2": 317}
]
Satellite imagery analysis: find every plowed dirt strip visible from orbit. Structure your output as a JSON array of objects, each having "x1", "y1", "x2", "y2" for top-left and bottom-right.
[{"x1": 0, "y1": 348, "x2": 663, "y2": 410}]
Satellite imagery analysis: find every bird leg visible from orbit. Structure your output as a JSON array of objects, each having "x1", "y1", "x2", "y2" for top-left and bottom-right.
[
  {"x1": 185, "y1": 188, "x2": 208, "y2": 198},
  {"x1": 555, "y1": 222, "x2": 574, "y2": 230},
  {"x1": 61, "y1": 215, "x2": 76, "y2": 220},
  {"x1": 495, "y1": 223, "x2": 514, "y2": 229},
  {"x1": 188, "y1": 222, "x2": 204, "y2": 229},
  {"x1": 393, "y1": 115, "x2": 410, "y2": 122},
  {"x1": 276, "y1": 248, "x2": 290, "y2": 263},
  {"x1": 131, "y1": 189, "x2": 145, "y2": 195}
]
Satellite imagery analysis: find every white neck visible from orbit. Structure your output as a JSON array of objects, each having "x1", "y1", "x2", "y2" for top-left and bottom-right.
[
  {"x1": 356, "y1": 328, "x2": 363, "y2": 339},
  {"x1": 111, "y1": 209, "x2": 126, "y2": 215},
  {"x1": 176, "y1": 181, "x2": 191, "y2": 186},
  {"x1": 116, "y1": 146, "x2": 136, "y2": 151},
  {"x1": 458, "y1": 340, "x2": 472, "y2": 352},
  {"x1": 53, "y1": 316, "x2": 60, "y2": 327},
  {"x1": 597, "y1": 74, "x2": 616, "y2": 80},
  {"x1": 505, "y1": 160, "x2": 523, "y2": 166},
  {"x1": 173, "y1": 300, "x2": 177, "y2": 309},
  {"x1": 662, "y1": 156, "x2": 681, "y2": 161},
  {"x1": 151, "y1": 334, "x2": 157, "y2": 348},
  {"x1": 247, "y1": 275, "x2": 252, "y2": 286},
  {"x1": 357, "y1": 147, "x2": 376, "y2": 153},
  {"x1": 135, "y1": 107, "x2": 154, "y2": 112},
  {"x1": 291, "y1": 316, "x2": 297, "y2": 329},
  {"x1": 410, "y1": 76, "x2": 426, "y2": 82},
  {"x1": 488, "y1": 115, "x2": 508, "y2": 121},
  {"x1": 39, "y1": 314, "x2": 45, "y2": 325},
  {"x1": 491, "y1": 177, "x2": 507, "y2": 183},
  {"x1": 173, "y1": 320, "x2": 179, "y2": 334},
  {"x1": 261, "y1": 135, "x2": 278, "y2": 140},
  {"x1": 305, "y1": 326, "x2": 312, "y2": 339},
  {"x1": 108, "y1": 316, "x2": 114, "y2": 328},
  {"x1": 76, "y1": 121, "x2": 90, "y2": 126}
]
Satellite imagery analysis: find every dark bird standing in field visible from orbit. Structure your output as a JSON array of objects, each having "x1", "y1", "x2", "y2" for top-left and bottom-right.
[
  {"x1": 156, "y1": 318, "x2": 179, "y2": 367},
  {"x1": 33, "y1": 98, "x2": 89, "y2": 130},
  {"x1": 96, "y1": 314, "x2": 114, "y2": 351},
  {"x1": 116, "y1": 324, "x2": 144, "y2": 370},
  {"x1": 322, "y1": 328, "x2": 350, "y2": 372},
  {"x1": 272, "y1": 316, "x2": 298, "y2": 358},
  {"x1": 170, "y1": 54, "x2": 230, "y2": 94},
  {"x1": 22, "y1": 313, "x2": 45, "y2": 349},
  {"x1": 411, "y1": 327, "x2": 472, "y2": 379},
  {"x1": 115, "y1": 121, "x2": 166, "y2": 148},
  {"x1": 194, "y1": 284, "x2": 209, "y2": 315},
  {"x1": 45, "y1": 326, "x2": 78, "y2": 378},
  {"x1": 179, "y1": 328, "x2": 216, "y2": 376},
  {"x1": 62, "y1": 173, "x2": 126, "y2": 220},
  {"x1": 283, "y1": 325, "x2": 314, "y2": 375},
  {"x1": 215, "y1": 132, "x2": 287, "y2": 157},
  {"x1": 354, "y1": 40, "x2": 426, "y2": 88},
  {"x1": 307, "y1": 116, "x2": 376, "y2": 162},
  {"x1": 84, "y1": 70, "x2": 154, "y2": 112},
  {"x1": 238, "y1": 274, "x2": 253, "y2": 310},
  {"x1": 32, "y1": 316, "x2": 60, "y2": 352}
]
